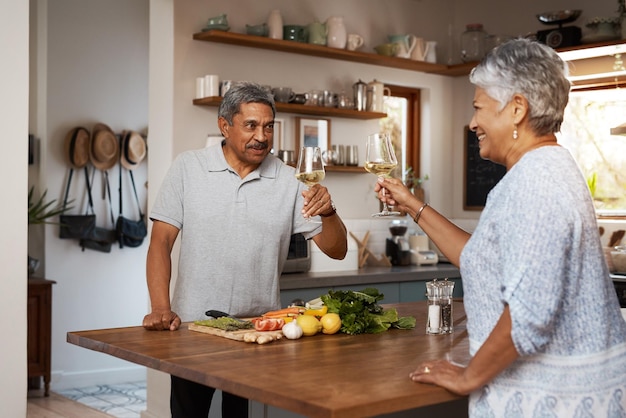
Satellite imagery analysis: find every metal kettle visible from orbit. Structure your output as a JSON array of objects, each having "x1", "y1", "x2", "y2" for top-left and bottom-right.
[{"x1": 353, "y1": 79, "x2": 367, "y2": 111}]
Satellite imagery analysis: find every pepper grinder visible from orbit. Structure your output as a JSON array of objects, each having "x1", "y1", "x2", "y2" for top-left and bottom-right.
[{"x1": 439, "y1": 279, "x2": 454, "y2": 334}]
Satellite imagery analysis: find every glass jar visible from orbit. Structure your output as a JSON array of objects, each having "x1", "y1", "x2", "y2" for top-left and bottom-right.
[{"x1": 460, "y1": 23, "x2": 487, "y2": 62}]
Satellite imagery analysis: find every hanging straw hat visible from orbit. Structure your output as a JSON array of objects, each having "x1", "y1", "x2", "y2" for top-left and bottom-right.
[
  {"x1": 64, "y1": 126, "x2": 91, "y2": 169},
  {"x1": 120, "y1": 130, "x2": 147, "y2": 170},
  {"x1": 90, "y1": 123, "x2": 119, "y2": 171}
]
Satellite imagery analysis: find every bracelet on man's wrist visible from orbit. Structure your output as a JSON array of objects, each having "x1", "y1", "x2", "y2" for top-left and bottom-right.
[{"x1": 413, "y1": 203, "x2": 428, "y2": 224}]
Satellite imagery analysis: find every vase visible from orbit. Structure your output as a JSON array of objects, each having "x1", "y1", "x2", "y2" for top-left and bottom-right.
[
  {"x1": 267, "y1": 10, "x2": 283, "y2": 40},
  {"x1": 326, "y1": 16, "x2": 347, "y2": 49}
]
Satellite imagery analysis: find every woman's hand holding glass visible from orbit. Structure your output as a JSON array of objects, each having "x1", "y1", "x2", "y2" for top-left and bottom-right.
[{"x1": 365, "y1": 133, "x2": 401, "y2": 217}]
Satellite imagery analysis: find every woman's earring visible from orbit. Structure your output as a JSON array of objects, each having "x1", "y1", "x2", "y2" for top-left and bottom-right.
[{"x1": 513, "y1": 128, "x2": 518, "y2": 140}]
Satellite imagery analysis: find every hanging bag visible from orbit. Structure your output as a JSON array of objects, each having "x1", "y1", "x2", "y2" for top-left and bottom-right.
[
  {"x1": 116, "y1": 167, "x2": 147, "y2": 248},
  {"x1": 79, "y1": 169, "x2": 117, "y2": 252},
  {"x1": 59, "y1": 166, "x2": 97, "y2": 240}
]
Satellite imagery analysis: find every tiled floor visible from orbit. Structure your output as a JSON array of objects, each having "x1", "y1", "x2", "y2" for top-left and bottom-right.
[{"x1": 57, "y1": 381, "x2": 146, "y2": 418}]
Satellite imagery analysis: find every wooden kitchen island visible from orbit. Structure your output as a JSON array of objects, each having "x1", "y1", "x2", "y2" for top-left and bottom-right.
[{"x1": 67, "y1": 301, "x2": 470, "y2": 418}]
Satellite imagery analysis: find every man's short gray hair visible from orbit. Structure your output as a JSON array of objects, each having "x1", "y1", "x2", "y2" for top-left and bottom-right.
[{"x1": 218, "y1": 81, "x2": 276, "y2": 125}]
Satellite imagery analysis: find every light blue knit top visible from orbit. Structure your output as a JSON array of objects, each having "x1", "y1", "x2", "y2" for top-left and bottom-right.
[{"x1": 460, "y1": 146, "x2": 626, "y2": 417}]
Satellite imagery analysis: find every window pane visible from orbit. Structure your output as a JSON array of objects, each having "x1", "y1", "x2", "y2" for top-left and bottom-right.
[
  {"x1": 558, "y1": 89, "x2": 626, "y2": 215},
  {"x1": 381, "y1": 96, "x2": 408, "y2": 179}
]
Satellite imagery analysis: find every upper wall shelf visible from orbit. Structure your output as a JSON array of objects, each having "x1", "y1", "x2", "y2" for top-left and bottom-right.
[
  {"x1": 193, "y1": 30, "x2": 477, "y2": 77},
  {"x1": 193, "y1": 96, "x2": 386, "y2": 120}
]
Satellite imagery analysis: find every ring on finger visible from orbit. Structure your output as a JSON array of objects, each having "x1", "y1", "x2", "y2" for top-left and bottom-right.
[{"x1": 423, "y1": 366, "x2": 430, "y2": 374}]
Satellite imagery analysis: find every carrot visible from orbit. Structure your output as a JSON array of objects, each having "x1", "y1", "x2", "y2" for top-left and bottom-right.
[{"x1": 261, "y1": 307, "x2": 304, "y2": 318}]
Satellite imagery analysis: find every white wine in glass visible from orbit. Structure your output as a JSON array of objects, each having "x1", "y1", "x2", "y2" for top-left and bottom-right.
[
  {"x1": 365, "y1": 132, "x2": 401, "y2": 217},
  {"x1": 295, "y1": 146, "x2": 325, "y2": 222}
]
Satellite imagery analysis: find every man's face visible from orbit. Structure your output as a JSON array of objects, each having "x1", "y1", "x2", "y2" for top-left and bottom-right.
[{"x1": 219, "y1": 102, "x2": 274, "y2": 166}]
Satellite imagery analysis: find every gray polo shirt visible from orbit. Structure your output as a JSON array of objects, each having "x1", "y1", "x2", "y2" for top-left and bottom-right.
[{"x1": 150, "y1": 144, "x2": 321, "y2": 320}]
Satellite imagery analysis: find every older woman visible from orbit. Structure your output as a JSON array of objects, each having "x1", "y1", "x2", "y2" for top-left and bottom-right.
[{"x1": 377, "y1": 38, "x2": 626, "y2": 416}]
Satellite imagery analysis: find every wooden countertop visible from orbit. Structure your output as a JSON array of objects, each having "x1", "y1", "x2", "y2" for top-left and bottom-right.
[{"x1": 67, "y1": 301, "x2": 469, "y2": 418}]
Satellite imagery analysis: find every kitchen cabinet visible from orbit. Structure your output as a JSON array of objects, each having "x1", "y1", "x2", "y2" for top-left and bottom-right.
[{"x1": 28, "y1": 278, "x2": 55, "y2": 396}]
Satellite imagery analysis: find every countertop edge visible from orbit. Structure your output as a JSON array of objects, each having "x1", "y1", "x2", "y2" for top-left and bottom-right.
[{"x1": 280, "y1": 264, "x2": 461, "y2": 290}]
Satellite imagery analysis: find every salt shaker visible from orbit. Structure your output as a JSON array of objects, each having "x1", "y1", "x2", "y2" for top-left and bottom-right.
[{"x1": 426, "y1": 280, "x2": 441, "y2": 334}]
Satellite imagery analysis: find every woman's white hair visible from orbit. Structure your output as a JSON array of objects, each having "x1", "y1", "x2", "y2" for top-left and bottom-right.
[{"x1": 469, "y1": 38, "x2": 571, "y2": 136}]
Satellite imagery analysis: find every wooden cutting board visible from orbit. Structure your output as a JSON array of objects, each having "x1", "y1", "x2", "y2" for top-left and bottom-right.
[{"x1": 188, "y1": 323, "x2": 283, "y2": 344}]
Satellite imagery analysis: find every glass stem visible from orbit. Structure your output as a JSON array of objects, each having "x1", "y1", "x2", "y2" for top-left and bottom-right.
[{"x1": 381, "y1": 182, "x2": 390, "y2": 214}]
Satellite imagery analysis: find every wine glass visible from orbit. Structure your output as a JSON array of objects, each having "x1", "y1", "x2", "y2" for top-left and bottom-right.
[
  {"x1": 295, "y1": 146, "x2": 325, "y2": 223},
  {"x1": 365, "y1": 132, "x2": 401, "y2": 217}
]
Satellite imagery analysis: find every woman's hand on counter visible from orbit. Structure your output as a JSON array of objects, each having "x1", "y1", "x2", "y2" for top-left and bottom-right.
[{"x1": 409, "y1": 360, "x2": 472, "y2": 395}]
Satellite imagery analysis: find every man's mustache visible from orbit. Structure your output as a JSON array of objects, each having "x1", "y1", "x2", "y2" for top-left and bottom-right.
[{"x1": 247, "y1": 141, "x2": 268, "y2": 150}]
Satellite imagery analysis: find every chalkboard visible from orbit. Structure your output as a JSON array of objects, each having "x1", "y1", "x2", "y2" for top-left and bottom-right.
[{"x1": 463, "y1": 127, "x2": 506, "y2": 210}]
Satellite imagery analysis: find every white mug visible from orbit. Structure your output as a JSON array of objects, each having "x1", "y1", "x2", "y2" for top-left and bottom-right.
[
  {"x1": 203, "y1": 75, "x2": 219, "y2": 97},
  {"x1": 347, "y1": 33, "x2": 364, "y2": 51}
]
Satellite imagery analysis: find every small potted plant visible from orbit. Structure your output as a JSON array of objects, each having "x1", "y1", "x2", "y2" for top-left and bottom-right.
[{"x1": 28, "y1": 186, "x2": 71, "y2": 274}]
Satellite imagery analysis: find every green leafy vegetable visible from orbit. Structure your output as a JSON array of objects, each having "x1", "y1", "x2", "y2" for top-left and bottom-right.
[
  {"x1": 320, "y1": 287, "x2": 416, "y2": 335},
  {"x1": 194, "y1": 317, "x2": 254, "y2": 331}
]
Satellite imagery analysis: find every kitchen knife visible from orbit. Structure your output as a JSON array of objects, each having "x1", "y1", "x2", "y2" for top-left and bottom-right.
[{"x1": 205, "y1": 310, "x2": 246, "y2": 322}]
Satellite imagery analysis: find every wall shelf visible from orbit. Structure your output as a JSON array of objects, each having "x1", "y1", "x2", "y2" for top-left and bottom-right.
[
  {"x1": 193, "y1": 30, "x2": 478, "y2": 77},
  {"x1": 193, "y1": 96, "x2": 386, "y2": 120}
]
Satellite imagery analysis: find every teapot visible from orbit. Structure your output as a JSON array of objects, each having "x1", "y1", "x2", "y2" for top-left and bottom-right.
[
  {"x1": 307, "y1": 20, "x2": 327, "y2": 45},
  {"x1": 410, "y1": 37, "x2": 429, "y2": 61},
  {"x1": 388, "y1": 34, "x2": 417, "y2": 59},
  {"x1": 366, "y1": 79, "x2": 391, "y2": 113}
]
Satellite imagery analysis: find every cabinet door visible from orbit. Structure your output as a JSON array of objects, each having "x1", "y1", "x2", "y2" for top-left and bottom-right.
[
  {"x1": 27, "y1": 282, "x2": 52, "y2": 380},
  {"x1": 28, "y1": 286, "x2": 44, "y2": 375}
]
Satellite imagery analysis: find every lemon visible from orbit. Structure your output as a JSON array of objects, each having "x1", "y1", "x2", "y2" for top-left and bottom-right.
[
  {"x1": 296, "y1": 315, "x2": 322, "y2": 336},
  {"x1": 320, "y1": 313, "x2": 341, "y2": 335}
]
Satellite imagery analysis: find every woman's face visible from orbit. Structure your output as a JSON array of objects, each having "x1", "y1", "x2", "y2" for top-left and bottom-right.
[{"x1": 469, "y1": 87, "x2": 514, "y2": 165}]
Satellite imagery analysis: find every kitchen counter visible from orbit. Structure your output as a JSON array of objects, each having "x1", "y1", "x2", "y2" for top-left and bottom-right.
[
  {"x1": 279, "y1": 263, "x2": 462, "y2": 306},
  {"x1": 67, "y1": 300, "x2": 470, "y2": 418},
  {"x1": 281, "y1": 263, "x2": 461, "y2": 290}
]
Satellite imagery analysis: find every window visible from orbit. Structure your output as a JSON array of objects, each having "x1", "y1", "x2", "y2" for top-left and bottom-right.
[
  {"x1": 381, "y1": 85, "x2": 421, "y2": 185},
  {"x1": 558, "y1": 88, "x2": 626, "y2": 216}
]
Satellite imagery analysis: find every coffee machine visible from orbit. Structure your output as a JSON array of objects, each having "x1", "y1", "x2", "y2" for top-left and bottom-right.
[{"x1": 386, "y1": 220, "x2": 411, "y2": 266}]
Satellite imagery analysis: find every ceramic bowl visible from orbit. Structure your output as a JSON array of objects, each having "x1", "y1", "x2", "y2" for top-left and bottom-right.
[
  {"x1": 206, "y1": 14, "x2": 228, "y2": 26},
  {"x1": 374, "y1": 43, "x2": 398, "y2": 57},
  {"x1": 246, "y1": 23, "x2": 269, "y2": 37}
]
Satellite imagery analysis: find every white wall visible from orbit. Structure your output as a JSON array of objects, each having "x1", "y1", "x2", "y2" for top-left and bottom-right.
[
  {"x1": 34, "y1": 0, "x2": 150, "y2": 390},
  {"x1": 1, "y1": 2, "x2": 29, "y2": 417}
]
